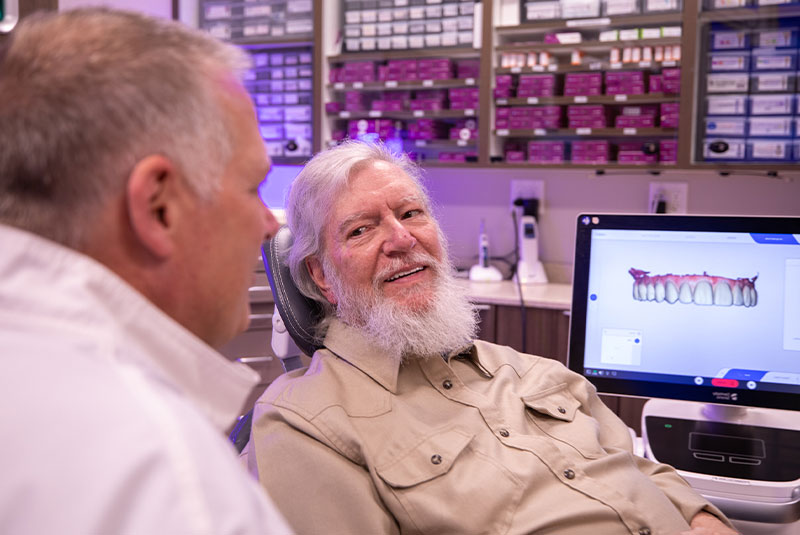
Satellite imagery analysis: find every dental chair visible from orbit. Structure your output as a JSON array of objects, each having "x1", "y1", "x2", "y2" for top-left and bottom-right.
[{"x1": 230, "y1": 226, "x2": 323, "y2": 453}]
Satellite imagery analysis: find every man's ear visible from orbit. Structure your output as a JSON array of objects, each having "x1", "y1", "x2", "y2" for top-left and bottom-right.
[
  {"x1": 305, "y1": 256, "x2": 337, "y2": 305},
  {"x1": 126, "y1": 154, "x2": 180, "y2": 259}
]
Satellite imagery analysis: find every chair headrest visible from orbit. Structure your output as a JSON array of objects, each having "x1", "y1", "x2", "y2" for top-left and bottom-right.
[{"x1": 261, "y1": 226, "x2": 324, "y2": 358}]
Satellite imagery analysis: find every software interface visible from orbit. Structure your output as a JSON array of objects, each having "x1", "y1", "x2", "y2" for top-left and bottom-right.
[{"x1": 583, "y1": 228, "x2": 800, "y2": 392}]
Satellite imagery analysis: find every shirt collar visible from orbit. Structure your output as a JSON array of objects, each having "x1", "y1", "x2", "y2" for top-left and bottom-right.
[
  {"x1": 0, "y1": 224, "x2": 259, "y2": 430},
  {"x1": 323, "y1": 318, "x2": 402, "y2": 393}
]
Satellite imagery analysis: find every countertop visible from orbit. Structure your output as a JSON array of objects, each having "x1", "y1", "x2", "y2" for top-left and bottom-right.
[{"x1": 459, "y1": 280, "x2": 572, "y2": 310}]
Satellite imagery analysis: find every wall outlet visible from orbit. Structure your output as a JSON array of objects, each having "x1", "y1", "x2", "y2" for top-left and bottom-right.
[
  {"x1": 648, "y1": 181, "x2": 688, "y2": 214},
  {"x1": 510, "y1": 179, "x2": 545, "y2": 214}
]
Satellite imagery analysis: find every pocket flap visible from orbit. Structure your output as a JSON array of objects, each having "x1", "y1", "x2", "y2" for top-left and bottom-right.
[
  {"x1": 522, "y1": 383, "x2": 580, "y2": 422},
  {"x1": 376, "y1": 427, "x2": 474, "y2": 488}
]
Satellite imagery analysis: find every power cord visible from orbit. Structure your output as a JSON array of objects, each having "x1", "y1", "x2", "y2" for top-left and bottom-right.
[{"x1": 510, "y1": 209, "x2": 527, "y2": 352}]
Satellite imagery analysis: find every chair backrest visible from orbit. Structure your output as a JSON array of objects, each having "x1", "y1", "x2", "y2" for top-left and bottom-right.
[
  {"x1": 261, "y1": 225, "x2": 324, "y2": 359},
  {"x1": 230, "y1": 226, "x2": 325, "y2": 453}
]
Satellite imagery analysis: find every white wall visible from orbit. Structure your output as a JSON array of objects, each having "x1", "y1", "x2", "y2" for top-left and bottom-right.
[{"x1": 424, "y1": 167, "x2": 800, "y2": 282}]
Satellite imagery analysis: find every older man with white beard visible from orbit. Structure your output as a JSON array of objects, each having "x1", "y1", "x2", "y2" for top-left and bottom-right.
[{"x1": 244, "y1": 141, "x2": 737, "y2": 535}]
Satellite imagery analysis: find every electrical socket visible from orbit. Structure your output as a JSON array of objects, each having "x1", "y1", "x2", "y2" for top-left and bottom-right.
[
  {"x1": 510, "y1": 179, "x2": 545, "y2": 214},
  {"x1": 648, "y1": 181, "x2": 688, "y2": 214}
]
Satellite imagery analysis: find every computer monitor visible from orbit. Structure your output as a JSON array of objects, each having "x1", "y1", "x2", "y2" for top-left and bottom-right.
[
  {"x1": 0, "y1": 0, "x2": 18, "y2": 34},
  {"x1": 568, "y1": 213, "x2": 800, "y2": 412}
]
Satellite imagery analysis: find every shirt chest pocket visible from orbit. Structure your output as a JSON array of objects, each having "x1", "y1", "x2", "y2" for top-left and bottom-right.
[
  {"x1": 375, "y1": 426, "x2": 523, "y2": 535},
  {"x1": 522, "y1": 383, "x2": 605, "y2": 459}
]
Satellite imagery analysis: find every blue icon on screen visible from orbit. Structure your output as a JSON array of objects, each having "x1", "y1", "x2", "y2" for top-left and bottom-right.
[{"x1": 590, "y1": 294, "x2": 597, "y2": 301}]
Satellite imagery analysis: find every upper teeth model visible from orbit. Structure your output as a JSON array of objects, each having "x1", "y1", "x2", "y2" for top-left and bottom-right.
[{"x1": 628, "y1": 268, "x2": 758, "y2": 307}]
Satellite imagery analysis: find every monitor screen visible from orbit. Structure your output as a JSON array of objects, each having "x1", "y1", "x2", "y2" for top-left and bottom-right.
[{"x1": 568, "y1": 213, "x2": 800, "y2": 411}]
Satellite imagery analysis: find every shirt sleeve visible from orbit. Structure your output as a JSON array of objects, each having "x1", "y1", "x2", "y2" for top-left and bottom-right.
[
  {"x1": 583, "y1": 382, "x2": 734, "y2": 528},
  {"x1": 248, "y1": 401, "x2": 400, "y2": 535}
]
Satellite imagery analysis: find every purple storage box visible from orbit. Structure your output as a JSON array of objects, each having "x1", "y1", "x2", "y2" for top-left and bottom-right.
[
  {"x1": 509, "y1": 117, "x2": 532, "y2": 129},
  {"x1": 649, "y1": 75, "x2": 663, "y2": 93},
  {"x1": 496, "y1": 107, "x2": 511, "y2": 118},
  {"x1": 325, "y1": 101, "x2": 343, "y2": 114},
  {"x1": 457, "y1": 59, "x2": 480, "y2": 78},
  {"x1": 496, "y1": 75, "x2": 513, "y2": 87},
  {"x1": 505, "y1": 150, "x2": 526, "y2": 162},
  {"x1": 564, "y1": 86, "x2": 603, "y2": 96},
  {"x1": 517, "y1": 87, "x2": 556, "y2": 97},
  {"x1": 568, "y1": 105, "x2": 607, "y2": 117},
  {"x1": 620, "y1": 105, "x2": 659, "y2": 116},
  {"x1": 615, "y1": 115, "x2": 655, "y2": 127},
  {"x1": 495, "y1": 118, "x2": 510, "y2": 128},
  {"x1": 494, "y1": 87, "x2": 513, "y2": 98},
  {"x1": 518, "y1": 74, "x2": 557, "y2": 87}
]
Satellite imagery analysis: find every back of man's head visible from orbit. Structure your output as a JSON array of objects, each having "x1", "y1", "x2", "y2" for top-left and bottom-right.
[
  {"x1": 285, "y1": 140, "x2": 430, "y2": 309},
  {"x1": 0, "y1": 8, "x2": 249, "y2": 249}
]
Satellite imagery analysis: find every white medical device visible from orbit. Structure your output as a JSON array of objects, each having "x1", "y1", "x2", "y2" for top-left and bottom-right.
[
  {"x1": 568, "y1": 213, "x2": 800, "y2": 531},
  {"x1": 515, "y1": 214, "x2": 548, "y2": 284},
  {"x1": 469, "y1": 219, "x2": 503, "y2": 282}
]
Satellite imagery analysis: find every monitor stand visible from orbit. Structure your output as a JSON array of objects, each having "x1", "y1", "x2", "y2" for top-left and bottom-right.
[{"x1": 641, "y1": 399, "x2": 800, "y2": 525}]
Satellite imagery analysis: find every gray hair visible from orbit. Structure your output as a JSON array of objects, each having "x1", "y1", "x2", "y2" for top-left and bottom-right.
[
  {"x1": 0, "y1": 8, "x2": 251, "y2": 248},
  {"x1": 286, "y1": 140, "x2": 430, "y2": 311}
]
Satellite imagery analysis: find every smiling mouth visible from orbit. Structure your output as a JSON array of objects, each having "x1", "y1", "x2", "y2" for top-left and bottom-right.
[{"x1": 385, "y1": 266, "x2": 426, "y2": 282}]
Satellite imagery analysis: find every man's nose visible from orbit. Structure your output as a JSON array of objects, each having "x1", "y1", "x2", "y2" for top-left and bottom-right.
[
  {"x1": 263, "y1": 205, "x2": 281, "y2": 241},
  {"x1": 382, "y1": 219, "x2": 416, "y2": 255}
]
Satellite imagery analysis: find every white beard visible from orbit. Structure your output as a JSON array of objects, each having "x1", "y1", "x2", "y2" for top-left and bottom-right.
[{"x1": 324, "y1": 250, "x2": 478, "y2": 366}]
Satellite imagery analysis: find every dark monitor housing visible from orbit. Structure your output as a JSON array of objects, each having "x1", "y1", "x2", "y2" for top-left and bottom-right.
[{"x1": 568, "y1": 213, "x2": 800, "y2": 412}]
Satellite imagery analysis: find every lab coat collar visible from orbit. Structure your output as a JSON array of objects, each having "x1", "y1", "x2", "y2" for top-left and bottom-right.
[{"x1": 0, "y1": 224, "x2": 259, "y2": 431}]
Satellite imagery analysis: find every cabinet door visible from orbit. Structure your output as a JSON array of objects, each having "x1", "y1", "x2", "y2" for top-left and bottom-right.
[
  {"x1": 474, "y1": 303, "x2": 497, "y2": 343},
  {"x1": 495, "y1": 305, "x2": 571, "y2": 365}
]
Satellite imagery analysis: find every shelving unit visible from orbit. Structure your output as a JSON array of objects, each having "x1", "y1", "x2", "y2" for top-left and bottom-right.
[
  {"x1": 191, "y1": 0, "x2": 800, "y2": 172},
  {"x1": 199, "y1": 0, "x2": 316, "y2": 164},
  {"x1": 694, "y1": 2, "x2": 800, "y2": 167}
]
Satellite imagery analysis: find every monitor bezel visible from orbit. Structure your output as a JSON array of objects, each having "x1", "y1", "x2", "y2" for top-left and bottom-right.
[{"x1": 567, "y1": 213, "x2": 800, "y2": 411}]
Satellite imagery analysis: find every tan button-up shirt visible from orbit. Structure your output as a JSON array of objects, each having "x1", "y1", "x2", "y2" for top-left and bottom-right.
[{"x1": 246, "y1": 319, "x2": 726, "y2": 535}]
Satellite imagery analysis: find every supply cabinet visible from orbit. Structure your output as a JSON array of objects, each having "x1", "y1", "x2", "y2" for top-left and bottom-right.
[
  {"x1": 194, "y1": 0, "x2": 800, "y2": 172},
  {"x1": 696, "y1": 3, "x2": 800, "y2": 165}
]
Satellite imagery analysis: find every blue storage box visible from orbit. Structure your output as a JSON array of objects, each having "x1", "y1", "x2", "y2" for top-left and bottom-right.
[
  {"x1": 746, "y1": 138, "x2": 793, "y2": 160},
  {"x1": 748, "y1": 117, "x2": 795, "y2": 137},
  {"x1": 751, "y1": 28, "x2": 798, "y2": 49},
  {"x1": 749, "y1": 94, "x2": 795, "y2": 115},
  {"x1": 751, "y1": 49, "x2": 798, "y2": 71},
  {"x1": 704, "y1": 137, "x2": 747, "y2": 160},
  {"x1": 705, "y1": 117, "x2": 747, "y2": 136},
  {"x1": 710, "y1": 30, "x2": 750, "y2": 50},
  {"x1": 709, "y1": 52, "x2": 751, "y2": 71},
  {"x1": 750, "y1": 72, "x2": 797, "y2": 93},
  {"x1": 706, "y1": 94, "x2": 748, "y2": 115}
]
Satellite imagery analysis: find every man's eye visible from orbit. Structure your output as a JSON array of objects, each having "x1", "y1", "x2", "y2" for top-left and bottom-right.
[
  {"x1": 402, "y1": 209, "x2": 422, "y2": 219},
  {"x1": 349, "y1": 226, "x2": 366, "y2": 238}
]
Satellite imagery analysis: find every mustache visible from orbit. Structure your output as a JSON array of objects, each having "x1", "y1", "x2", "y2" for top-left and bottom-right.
[{"x1": 372, "y1": 249, "x2": 443, "y2": 288}]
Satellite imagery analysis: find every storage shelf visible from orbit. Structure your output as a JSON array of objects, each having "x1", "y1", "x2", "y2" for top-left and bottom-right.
[
  {"x1": 699, "y1": 3, "x2": 800, "y2": 22},
  {"x1": 496, "y1": 12, "x2": 683, "y2": 34},
  {"x1": 495, "y1": 60, "x2": 680, "y2": 74},
  {"x1": 235, "y1": 37, "x2": 314, "y2": 48},
  {"x1": 329, "y1": 109, "x2": 479, "y2": 120},
  {"x1": 497, "y1": 36, "x2": 681, "y2": 53},
  {"x1": 496, "y1": 93, "x2": 680, "y2": 105},
  {"x1": 495, "y1": 127, "x2": 678, "y2": 137},
  {"x1": 487, "y1": 161, "x2": 677, "y2": 169},
  {"x1": 328, "y1": 78, "x2": 479, "y2": 92},
  {"x1": 329, "y1": 47, "x2": 479, "y2": 62}
]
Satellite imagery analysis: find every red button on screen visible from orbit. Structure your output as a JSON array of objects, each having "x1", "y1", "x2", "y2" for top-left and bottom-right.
[{"x1": 711, "y1": 378, "x2": 739, "y2": 388}]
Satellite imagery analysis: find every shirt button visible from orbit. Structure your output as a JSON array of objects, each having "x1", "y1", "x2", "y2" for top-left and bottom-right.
[
  {"x1": 563, "y1": 469, "x2": 575, "y2": 479},
  {"x1": 431, "y1": 454, "x2": 442, "y2": 465},
  {"x1": 558, "y1": 406, "x2": 566, "y2": 414},
  {"x1": 638, "y1": 528, "x2": 651, "y2": 535},
  {"x1": 499, "y1": 429, "x2": 510, "y2": 437},
  {"x1": 442, "y1": 379, "x2": 453, "y2": 389}
]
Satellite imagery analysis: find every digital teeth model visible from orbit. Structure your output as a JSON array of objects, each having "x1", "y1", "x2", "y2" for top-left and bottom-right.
[
  {"x1": 628, "y1": 268, "x2": 758, "y2": 307},
  {"x1": 387, "y1": 266, "x2": 424, "y2": 282}
]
